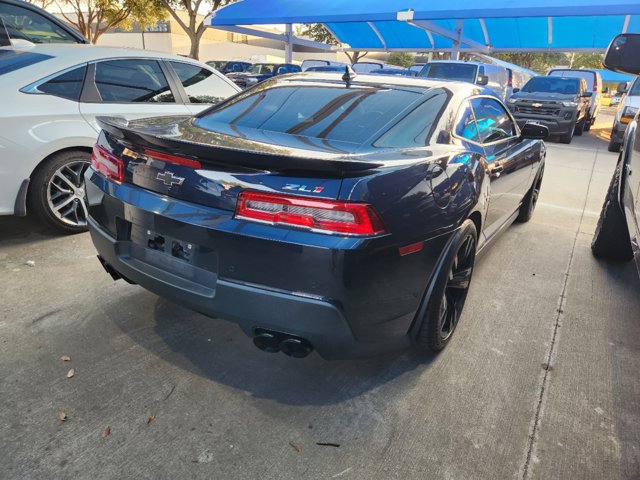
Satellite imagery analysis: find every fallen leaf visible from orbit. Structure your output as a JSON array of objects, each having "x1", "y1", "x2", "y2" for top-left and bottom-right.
[
  {"x1": 66, "y1": 368, "x2": 75, "y2": 378},
  {"x1": 101, "y1": 426, "x2": 111, "y2": 438},
  {"x1": 289, "y1": 441, "x2": 303, "y2": 452},
  {"x1": 60, "y1": 355, "x2": 71, "y2": 362},
  {"x1": 147, "y1": 413, "x2": 156, "y2": 424},
  {"x1": 57, "y1": 411, "x2": 67, "y2": 422}
]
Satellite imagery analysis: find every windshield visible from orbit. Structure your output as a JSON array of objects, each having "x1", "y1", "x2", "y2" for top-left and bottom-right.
[
  {"x1": 522, "y1": 76, "x2": 580, "y2": 94},
  {"x1": 194, "y1": 85, "x2": 447, "y2": 147},
  {"x1": 549, "y1": 69, "x2": 595, "y2": 90},
  {"x1": 420, "y1": 63, "x2": 478, "y2": 83},
  {"x1": 0, "y1": 3, "x2": 80, "y2": 43},
  {"x1": 248, "y1": 63, "x2": 276, "y2": 74}
]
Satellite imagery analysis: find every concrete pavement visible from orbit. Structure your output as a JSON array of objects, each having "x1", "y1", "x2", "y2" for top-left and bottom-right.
[{"x1": 0, "y1": 111, "x2": 638, "y2": 479}]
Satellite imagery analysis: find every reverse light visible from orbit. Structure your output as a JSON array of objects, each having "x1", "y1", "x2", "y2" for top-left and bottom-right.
[
  {"x1": 92, "y1": 144, "x2": 124, "y2": 183},
  {"x1": 235, "y1": 191, "x2": 386, "y2": 236}
]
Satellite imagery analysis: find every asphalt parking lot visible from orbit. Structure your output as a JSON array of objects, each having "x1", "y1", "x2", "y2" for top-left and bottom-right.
[{"x1": 1, "y1": 109, "x2": 639, "y2": 480}]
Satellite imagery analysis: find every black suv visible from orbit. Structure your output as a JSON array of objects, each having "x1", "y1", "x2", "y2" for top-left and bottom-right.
[{"x1": 507, "y1": 76, "x2": 591, "y2": 144}]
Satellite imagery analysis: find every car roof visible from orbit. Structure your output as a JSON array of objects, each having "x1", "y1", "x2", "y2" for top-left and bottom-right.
[
  {"x1": 7, "y1": 44, "x2": 201, "y2": 63},
  {"x1": 276, "y1": 71, "x2": 494, "y2": 97}
]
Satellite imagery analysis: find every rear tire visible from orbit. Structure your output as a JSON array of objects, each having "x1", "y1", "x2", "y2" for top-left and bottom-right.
[
  {"x1": 559, "y1": 121, "x2": 575, "y2": 144},
  {"x1": 584, "y1": 115, "x2": 593, "y2": 131},
  {"x1": 608, "y1": 133, "x2": 621, "y2": 152},
  {"x1": 27, "y1": 150, "x2": 91, "y2": 234},
  {"x1": 575, "y1": 117, "x2": 585, "y2": 136},
  {"x1": 517, "y1": 166, "x2": 544, "y2": 223},
  {"x1": 591, "y1": 162, "x2": 634, "y2": 261},
  {"x1": 414, "y1": 220, "x2": 477, "y2": 353}
]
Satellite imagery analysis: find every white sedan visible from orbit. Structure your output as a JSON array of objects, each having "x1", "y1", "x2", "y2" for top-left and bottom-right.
[{"x1": 0, "y1": 44, "x2": 240, "y2": 233}]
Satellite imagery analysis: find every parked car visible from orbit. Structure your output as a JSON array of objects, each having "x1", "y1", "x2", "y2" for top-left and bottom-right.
[
  {"x1": 86, "y1": 73, "x2": 548, "y2": 359},
  {"x1": 301, "y1": 59, "x2": 346, "y2": 71},
  {"x1": 228, "y1": 62, "x2": 301, "y2": 89},
  {"x1": 418, "y1": 60, "x2": 510, "y2": 101},
  {"x1": 0, "y1": 43, "x2": 240, "y2": 232},
  {"x1": 608, "y1": 78, "x2": 640, "y2": 152},
  {"x1": 206, "y1": 60, "x2": 252, "y2": 75},
  {"x1": 548, "y1": 68, "x2": 603, "y2": 131},
  {"x1": 507, "y1": 76, "x2": 591, "y2": 144},
  {"x1": 592, "y1": 33, "x2": 640, "y2": 278},
  {"x1": 0, "y1": 0, "x2": 88, "y2": 44}
]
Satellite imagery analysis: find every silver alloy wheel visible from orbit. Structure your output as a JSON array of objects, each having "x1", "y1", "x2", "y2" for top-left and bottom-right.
[{"x1": 46, "y1": 160, "x2": 90, "y2": 227}]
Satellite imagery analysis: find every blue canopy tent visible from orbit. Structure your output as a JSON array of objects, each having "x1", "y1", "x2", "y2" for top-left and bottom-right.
[{"x1": 206, "y1": 0, "x2": 640, "y2": 62}]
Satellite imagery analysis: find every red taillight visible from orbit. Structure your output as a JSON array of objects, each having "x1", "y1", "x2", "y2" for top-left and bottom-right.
[
  {"x1": 144, "y1": 149, "x2": 202, "y2": 169},
  {"x1": 92, "y1": 144, "x2": 124, "y2": 183},
  {"x1": 593, "y1": 77, "x2": 598, "y2": 92},
  {"x1": 235, "y1": 191, "x2": 386, "y2": 236}
]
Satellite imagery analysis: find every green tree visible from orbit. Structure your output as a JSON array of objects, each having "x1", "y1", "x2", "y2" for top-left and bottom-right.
[
  {"x1": 491, "y1": 52, "x2": 568, "y2": 74},
  {"x1": 59, "y1": 0, "x2": 166, "y2": 44},
  {"x1": 570, "y1": 52, "x2": 603, "y2": 69},
  {"x1": 387, "y1": 52, "x2": 414, "y2": 68},
  {"x1": 298, "y1": 23, "x2": 368, "y2": 63},
  {"x1": 158, "y1": 0, "x2": 233, "y2": 59}
]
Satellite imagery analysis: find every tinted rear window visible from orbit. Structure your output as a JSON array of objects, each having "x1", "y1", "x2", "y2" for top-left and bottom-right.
[
  {"x1": 549, "y1": 70, "x2": 595, "y2": 90},
  {"x1": 420, "y1": 63, "x2": 477, "y2": 83},
  {"x1": 38, "y1": 65, "x2": 86, "y2": 100},
  {"x1": 195, "y1": 85, "x2": 441, "y2": 146},
  {"x1": 522, "y1": 77, "x2": 580, "y2": 94}
]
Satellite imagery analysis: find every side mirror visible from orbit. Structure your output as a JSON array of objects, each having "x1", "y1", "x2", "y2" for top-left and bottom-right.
[
  {"x1": 521, "y1": 122, "x2": 549, "y2": 140},
  {"x1": 512, "y1": 87, "x2": 520, "y2": 94},
  {"x1": 582, "y1": 91, "x2": 593, "y2": 98},
  {"x1": 604, "y1": 33, "x2": 640, "y2": 75},
  {"x1": 476, "y1": 74, "x2": 489, "y2": 86},
  {"x1": 617, "y1": 81, "x2": 629, "y2": 93}
]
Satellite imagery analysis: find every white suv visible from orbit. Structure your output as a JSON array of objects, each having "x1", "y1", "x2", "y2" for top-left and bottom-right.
[{"x1": 0, "y1": 44, "x2": 240, "y2": 232}]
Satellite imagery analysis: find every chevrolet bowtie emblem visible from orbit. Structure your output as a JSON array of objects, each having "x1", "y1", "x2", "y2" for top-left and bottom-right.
[
  {"x1": 531, "y1": 103, "x2": 543, "y2": 107},
  {"x1": 156, "y1": 171, "x2": 184, "y2": 186}
]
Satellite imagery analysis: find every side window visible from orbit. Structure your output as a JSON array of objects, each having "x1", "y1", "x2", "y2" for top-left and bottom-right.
[
  {"x1": 470, "y1": 97, "x2": 516, "y2": 143},
  {"x1": 455, "y1": 101, "x2": 480, "y2": 142},
  {"x1": 277, "y1": 66, "x2": 289, "y2": 74},
  {"x1": 94, "y1": 59, "x2": 175, "y2": 103},
  {"x1": 38, "y1": 65, "x2": 86, "y2": 101},
  {"x1": 169, "y1": 61, "x2": 238, "y2": 104}
]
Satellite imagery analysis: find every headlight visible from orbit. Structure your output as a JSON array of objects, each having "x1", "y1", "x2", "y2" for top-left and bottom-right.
[
  {"x1": 507, "y1": 98, "x2": 517, "y2": 104},
  {"x1": 562, "y1": 101, "x2": 577, "y2": 107}
]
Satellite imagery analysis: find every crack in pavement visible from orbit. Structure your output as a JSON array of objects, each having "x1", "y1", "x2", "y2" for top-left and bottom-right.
[{"x1": 521, "y1": 146, "x2": 600, "y2": 480}]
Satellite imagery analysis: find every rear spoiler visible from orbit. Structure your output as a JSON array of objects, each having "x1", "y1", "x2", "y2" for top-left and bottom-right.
[{"x1": 96, "y1": 116, "x2": 383, "y2": 175}]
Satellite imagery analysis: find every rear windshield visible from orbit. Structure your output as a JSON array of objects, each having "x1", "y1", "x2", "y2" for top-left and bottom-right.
[
  {"x1": 420, "y1": 63, "x2": 478, "y2": 83},
  {"x1": 522, "y1": 77, "x2": 580, "y2": 94},
  {"x1": 549, "y1": 70, "x2": 595, "y2": 90},
  {"x1": 194, "y1": 85, "x2": 448, "y2": 147}
]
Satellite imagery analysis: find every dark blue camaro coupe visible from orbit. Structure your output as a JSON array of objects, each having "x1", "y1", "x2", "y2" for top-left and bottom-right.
[{"x1": 87, "y1": 72, "x2": 548, "y2": 359}]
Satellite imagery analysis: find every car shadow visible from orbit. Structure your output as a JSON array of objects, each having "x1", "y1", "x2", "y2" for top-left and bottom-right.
[
  {"x1": 108, "y1": 289, "x2": 433, "y2": 406},
  {"x1": 0, "y1": 215, "x2": 63, "y2": 244}
]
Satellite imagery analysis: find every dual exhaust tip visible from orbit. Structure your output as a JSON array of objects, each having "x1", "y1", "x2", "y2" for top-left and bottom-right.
[{"x1": 253, "y1": 329, "x2": 314, "y2": 358}]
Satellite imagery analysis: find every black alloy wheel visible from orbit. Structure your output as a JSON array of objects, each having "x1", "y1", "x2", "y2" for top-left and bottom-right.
[
  {"x1": 438, "y1": 234, "x2": 476, "y2": 342},
  {"x1": 415, "y1": 219, "x2": 477, "y2": 353}
]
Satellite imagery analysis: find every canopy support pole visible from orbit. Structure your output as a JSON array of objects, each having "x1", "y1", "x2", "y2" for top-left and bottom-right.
[
  {"x1": 285, "y1": 23, "x2": 293, "y2": 63},
  {"x1": 452, "y1": 19, "x2": 463, "y2": 60}
]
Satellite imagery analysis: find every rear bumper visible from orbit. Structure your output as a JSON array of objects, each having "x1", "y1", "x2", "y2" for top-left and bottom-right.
[
  {"x1": 90, "y1": 217, "x2": 399, "y2": 359},
  {"x1": 85, "y1": 171, "x2": 451, "y2": 359}
]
